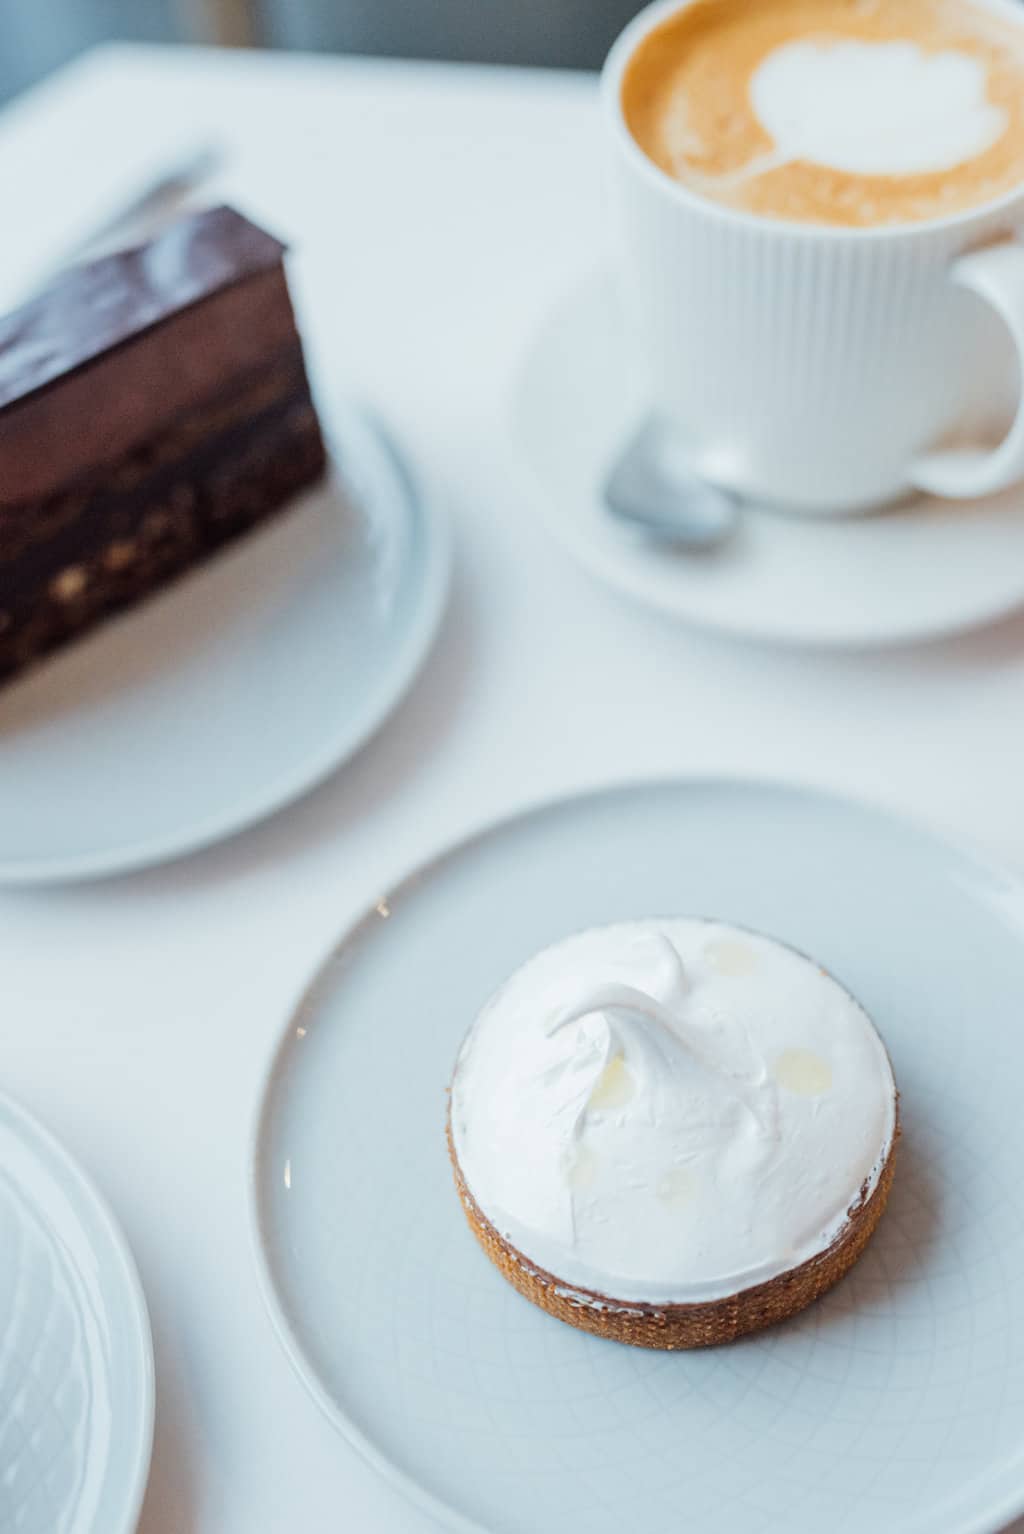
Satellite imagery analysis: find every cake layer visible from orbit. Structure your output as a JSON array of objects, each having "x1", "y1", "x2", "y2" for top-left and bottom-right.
[
  {"x1": 0, "y1": 211, "x2": 300, "y2": 504},
  {"x1": 0, "y1": 203, "x2": 287, "y2": 409},
  {"x1": 0, "y1": 355, "x2": 324, "y2": 682},
  {"x1": 0, "y1": 204, "x2": 327, "y2": 686}
]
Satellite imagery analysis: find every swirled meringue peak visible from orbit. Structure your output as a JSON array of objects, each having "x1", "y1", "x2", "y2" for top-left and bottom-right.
[{"x1": 450, "y1": 919, "x2": 896, "y2": 1304}]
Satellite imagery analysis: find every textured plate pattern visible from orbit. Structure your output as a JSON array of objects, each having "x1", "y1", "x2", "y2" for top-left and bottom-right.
[
  {"x1": 0, "y1": 1097, "x2": 153, "y2": 1534},
  {"x1": 253, "y1": 781, "x2": 1024, "y2": 1534},
  {"x1": 0, "y1": 1173, "x2": 89, "y2": 1533}
]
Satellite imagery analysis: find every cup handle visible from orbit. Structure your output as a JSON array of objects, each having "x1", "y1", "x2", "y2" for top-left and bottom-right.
[{"x1": 910, "y1": 242, "x2": 1024, "y2": 500}]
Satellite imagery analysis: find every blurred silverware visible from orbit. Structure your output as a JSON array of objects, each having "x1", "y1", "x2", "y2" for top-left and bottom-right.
[
  {"x1": 24, "y1": 143, "x2": 223, "y2": 299},
  {"x1": 604, "y1": 415, "x2": 740, "y2": 549}
]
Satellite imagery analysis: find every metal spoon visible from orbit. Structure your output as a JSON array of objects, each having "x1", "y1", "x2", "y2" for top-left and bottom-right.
[{"x1": 603, "y1": 415, "x2": 741, "y2": 549}]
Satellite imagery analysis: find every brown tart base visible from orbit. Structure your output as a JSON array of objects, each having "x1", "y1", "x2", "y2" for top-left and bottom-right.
[{"x1": 447, "y1": 1107, "x2": 898, "y2": 1351}]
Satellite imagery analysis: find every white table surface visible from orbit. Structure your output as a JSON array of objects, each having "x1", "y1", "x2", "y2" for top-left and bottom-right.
[{"x1": 3, "y1": 42, "x2": 1024, "y2": 1534}]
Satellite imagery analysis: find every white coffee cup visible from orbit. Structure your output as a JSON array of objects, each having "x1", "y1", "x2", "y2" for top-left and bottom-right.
[{"x1": 603, "y1": 0, "x2": 1024, "y2": 513}]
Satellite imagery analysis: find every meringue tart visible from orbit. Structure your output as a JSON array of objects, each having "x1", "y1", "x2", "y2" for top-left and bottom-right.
[{"x1": 448, "y1": 919, "x2": 898, "y2": 1349}]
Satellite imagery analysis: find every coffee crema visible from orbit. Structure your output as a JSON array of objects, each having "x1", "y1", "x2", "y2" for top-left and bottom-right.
[{"x1": 621, "y1": 0, "x2": 1024, "y2": 226}]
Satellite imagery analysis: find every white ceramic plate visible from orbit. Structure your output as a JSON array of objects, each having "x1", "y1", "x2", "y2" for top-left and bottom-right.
[
  {"x1": 511, "y1": 274, "x2": 1024, "y2": 648},
  {"x1": 0, "y1": 1092, "x2": 153, "y2": 1534},
  {"x1": 251, "y1": 779, "x2": 1024, "y2": 1534},
  {"x1": 0, "y1": 406, "x2": 449, "y2": 885}
]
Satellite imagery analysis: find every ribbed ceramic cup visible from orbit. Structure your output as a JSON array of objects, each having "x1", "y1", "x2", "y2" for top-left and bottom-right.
[{"x1": 603, "y1": 0, "x2": 1024, "y2": 513}]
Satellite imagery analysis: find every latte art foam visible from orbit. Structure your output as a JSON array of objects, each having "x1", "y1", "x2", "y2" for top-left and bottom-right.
[
  {"x1": 622, "y1": 0, "x2": 1024, "y2": 226},
  {"x1": 751, "y1": 40, "x2": 1006, "y2": 176}
]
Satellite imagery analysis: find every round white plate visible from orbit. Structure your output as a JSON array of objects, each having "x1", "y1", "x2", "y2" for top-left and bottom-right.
[
  {"x1": 0, "y1": 406, "x2": 449, "y2": 885},
  {"x1": 511, "y1": 274, "x2": 1024, "y2": 648},
  {"x1": 252, "y1": 779, "x2": 1024, "y2": 1534},
  {"x1": 0, "y1": 1092, "x2": 153, "y2": 1534}
]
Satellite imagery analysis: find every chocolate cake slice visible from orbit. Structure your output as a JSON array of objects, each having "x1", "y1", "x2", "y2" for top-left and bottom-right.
[{"x1": 0, "y1": 204, "x2": 327, "y2": 686}]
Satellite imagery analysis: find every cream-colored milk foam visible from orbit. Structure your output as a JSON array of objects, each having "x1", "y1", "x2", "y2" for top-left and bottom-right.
[
  {"x1": 750, "y1": 39, "x2": 1007, "y2": 176},
  {"x1": 450, "y1": 920, "x2": 896, "y2": 1305}
]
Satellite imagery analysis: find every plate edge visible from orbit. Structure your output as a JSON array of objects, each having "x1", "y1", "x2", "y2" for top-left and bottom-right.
[
  {"x1": 0, "y1": 406, "x2": 453, "y2": 887},
  {"x1": 245, "y1": 772, "x2": 1024, "y2": 1534},
  {"x1": 0, "y1": 1088, "x2": 156, "y2": 1534}
]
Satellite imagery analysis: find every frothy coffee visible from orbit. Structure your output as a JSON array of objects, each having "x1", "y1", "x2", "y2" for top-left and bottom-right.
[{"x1": 621, "y1": 0, "x2": 1024, "y2": 225}]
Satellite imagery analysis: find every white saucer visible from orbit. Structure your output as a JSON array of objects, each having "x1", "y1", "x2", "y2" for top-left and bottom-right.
[
  {"x1": 0, "y1": 406, "x2": 449, "y2": 885},
  {"x1": 511, "y1": 274, "x2": 1024, "y2": 648},
  {"x1": 251, "y1": 778, "x2": 1024, "y2": 1534},
  {"x1": 0, "y1": 1092, "x2": 153, "y2": 1534}
]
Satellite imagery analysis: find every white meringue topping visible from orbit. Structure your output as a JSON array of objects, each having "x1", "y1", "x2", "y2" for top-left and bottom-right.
[{"x1": 450, "y1": 919, "x2": 896, "y2": 1305}]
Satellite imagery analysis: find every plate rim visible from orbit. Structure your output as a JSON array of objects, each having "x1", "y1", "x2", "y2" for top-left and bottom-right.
[
  {"x1": 0, "y1": 405, "x2": 451, "y2": 887},
  {"x1": 0, "y1": 1088, "x2": 155, "y2": 1534},
  {"x1": 247, "y1": 774, "x2": 1024, "y2": 1534},
  {"x1": 509, "y1": 271, "x2": 1024, "y2": 652}
]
